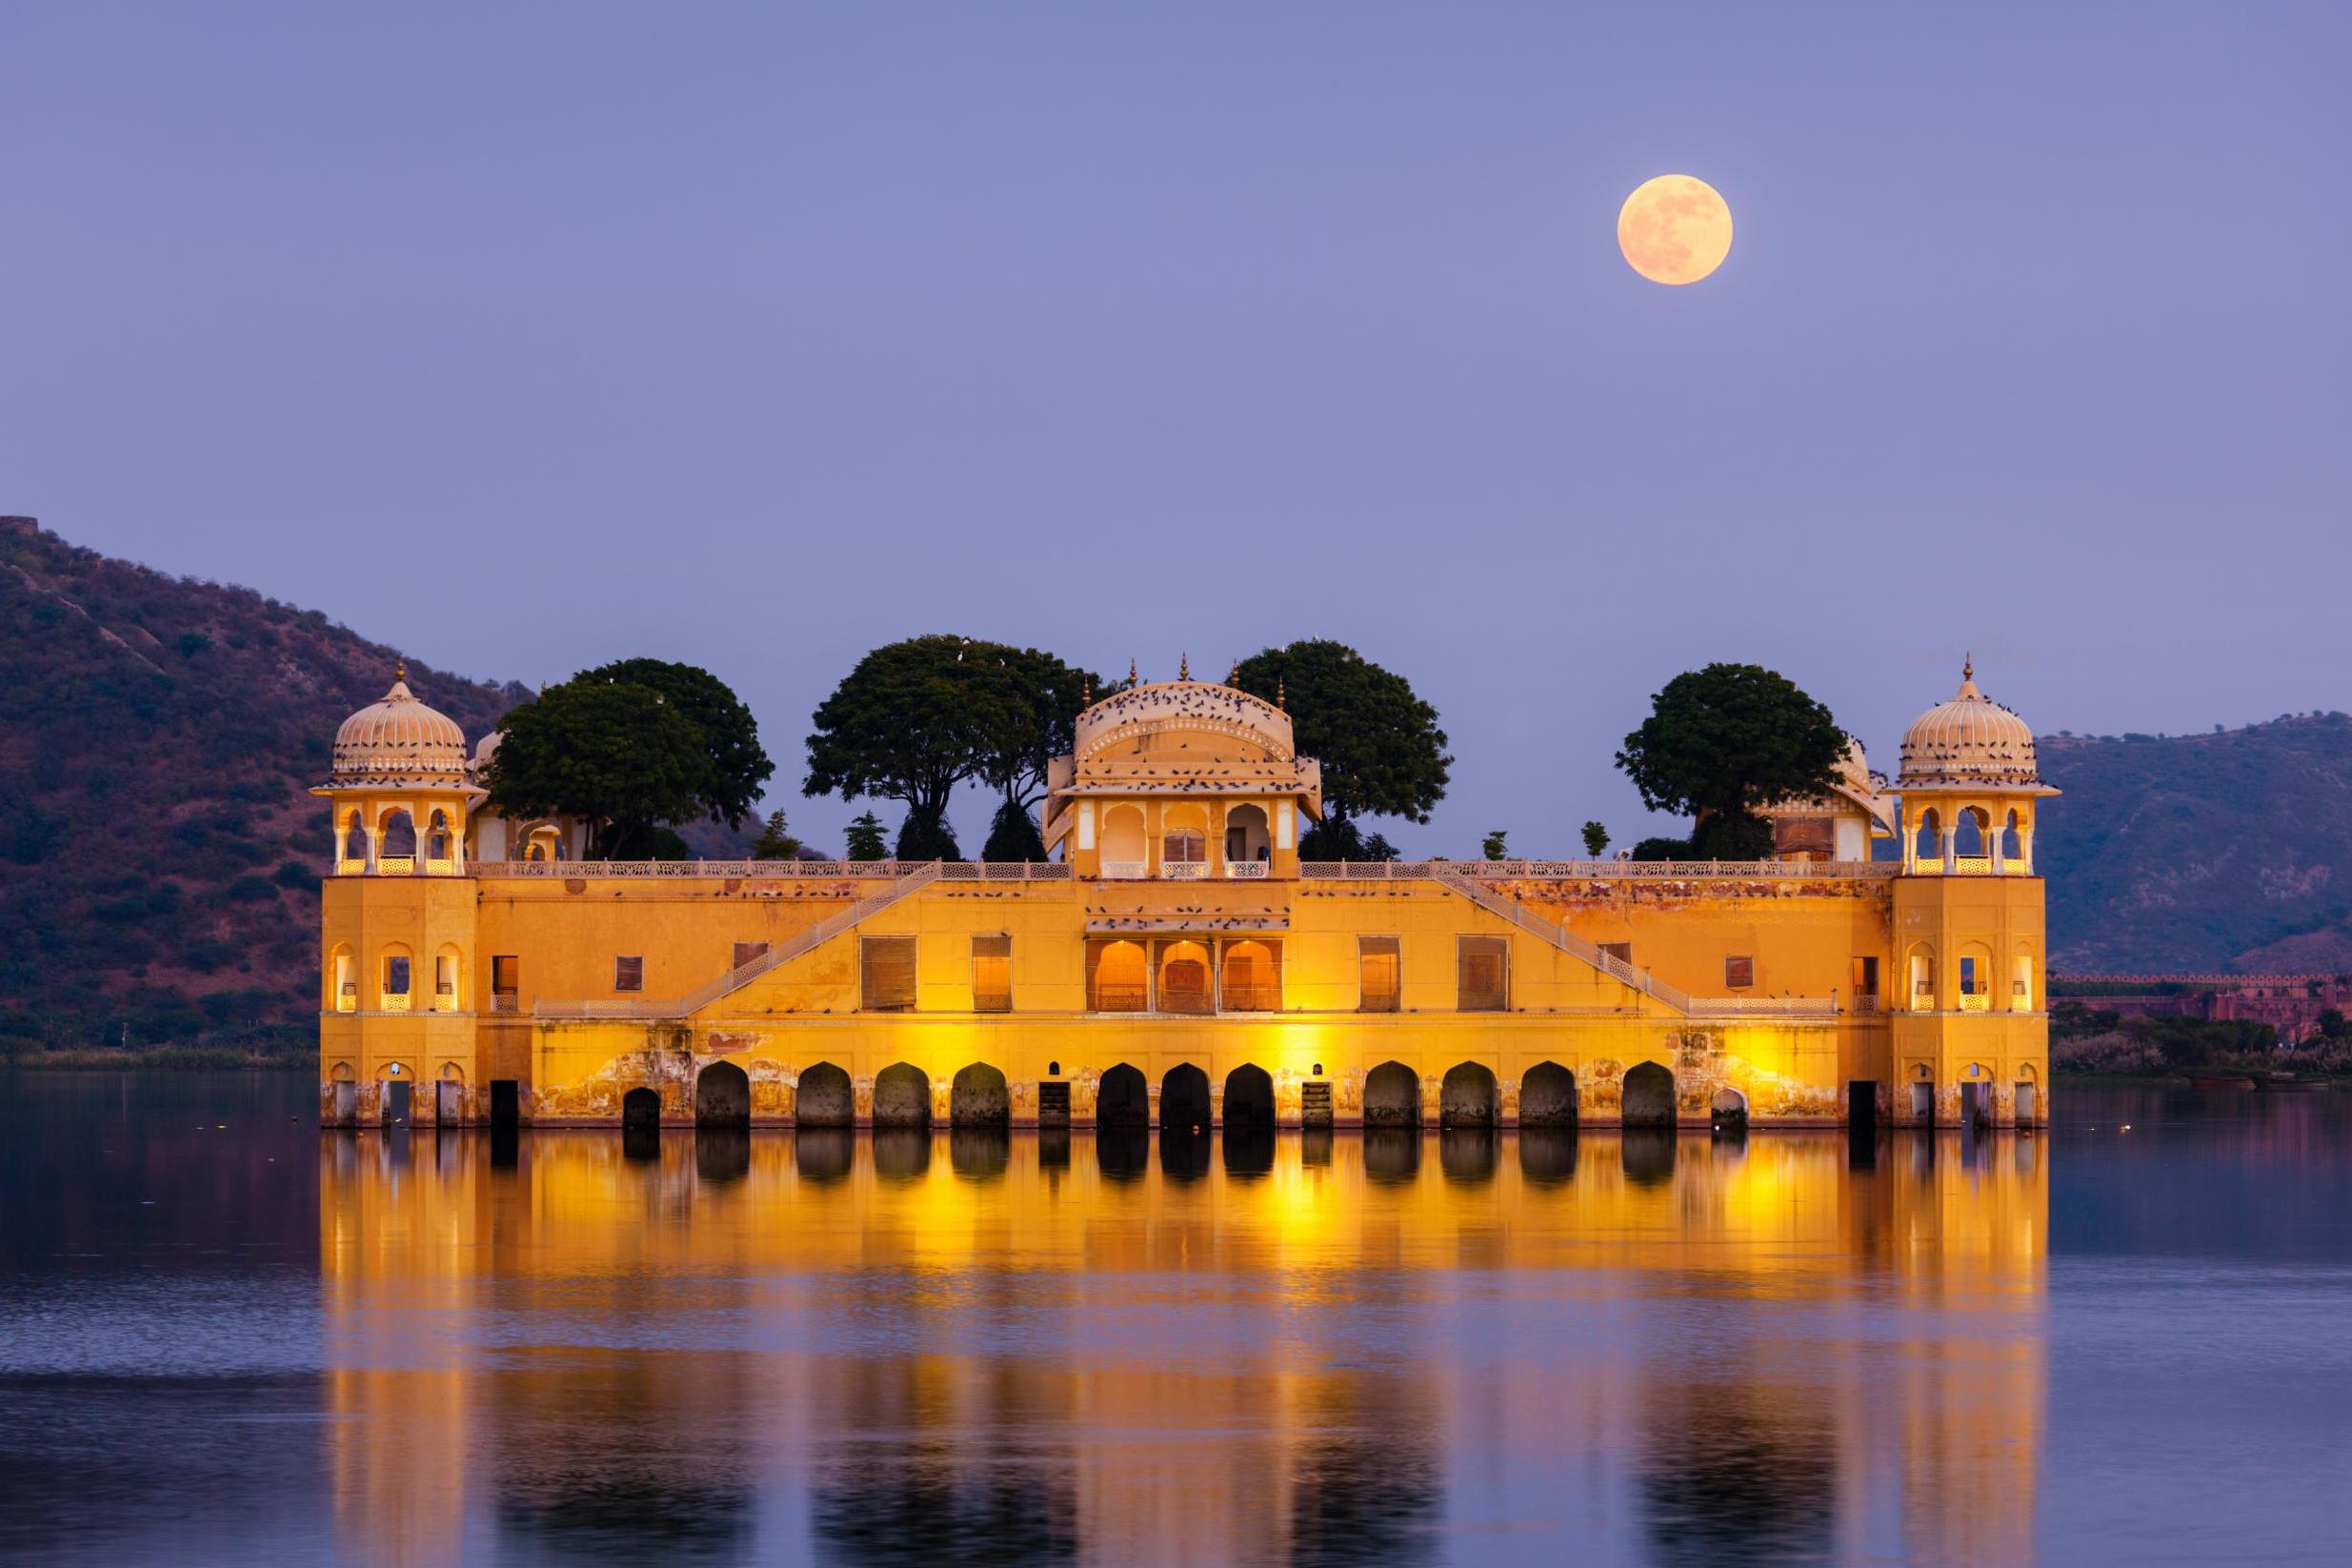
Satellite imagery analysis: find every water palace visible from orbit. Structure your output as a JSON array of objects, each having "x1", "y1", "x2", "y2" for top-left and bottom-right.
[{"x1": 315, "y1": 663, "x2": 2053, "y2": 1133}]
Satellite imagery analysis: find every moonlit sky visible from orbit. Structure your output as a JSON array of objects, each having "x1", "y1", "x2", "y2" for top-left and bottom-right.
[{"x1": 5, "y1": 4, "x2": 2347, "y2": 854}]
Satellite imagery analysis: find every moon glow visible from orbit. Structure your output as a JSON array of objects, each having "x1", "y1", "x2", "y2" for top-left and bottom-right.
[{"x1": 1618, "y1": 175, "x2": 1733, "y2": 286}]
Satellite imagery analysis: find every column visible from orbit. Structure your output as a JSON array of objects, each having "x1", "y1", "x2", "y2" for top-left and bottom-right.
[
  {"x1": 364, "y1": 804, "x2": 380, "y2": 874},
  {"x1": 1941, "y1": 827, "x2": 1957, "y2": 874}
]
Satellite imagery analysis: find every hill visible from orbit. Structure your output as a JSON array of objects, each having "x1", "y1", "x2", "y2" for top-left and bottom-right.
[
  {"x1": 0, "y1": 516, "x2": 532, "y2": 1051},
  {"x1": 2038, "y1": 715, "x2": 2352, "y2": 973},
  {"x1": 6, "y1": 514, "x2": 2348, "y2": 1050}
]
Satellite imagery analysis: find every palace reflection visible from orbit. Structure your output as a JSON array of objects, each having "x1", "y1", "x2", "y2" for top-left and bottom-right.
[{"x1": 321, "y1": 1126, "x2": 2045, "y2": 1565}]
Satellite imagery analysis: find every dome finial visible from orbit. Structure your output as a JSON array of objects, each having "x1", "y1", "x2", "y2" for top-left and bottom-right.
[
  {"x1": 395, "y1": 658, "x2": 407, "y2": 683},
  {"x1": 1963, "y1": 652, "x2": 1973, "y2": 682},
  {"x1": 1179, "y1": 652, "x2": 1190, "y2": 682},
  {"x1": 1128, "y1": 657, "x2": 1137, "y2": 686},
  {"x1": 1277, "y1": 676, "x2": 1286, "y2": 712}
]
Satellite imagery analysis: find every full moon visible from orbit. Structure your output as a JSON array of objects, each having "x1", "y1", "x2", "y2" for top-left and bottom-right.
[{"x1": 1618, "y1": 174, "x2": 1734, "y2": 286}]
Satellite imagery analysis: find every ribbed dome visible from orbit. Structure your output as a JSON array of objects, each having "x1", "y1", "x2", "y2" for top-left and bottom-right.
[
  {"x1": 331, "y1": 673, "x2": 470, "y2": 785},
  {"x1": 1897, "y1": 662, "x2": 2040, "y2": 788}
]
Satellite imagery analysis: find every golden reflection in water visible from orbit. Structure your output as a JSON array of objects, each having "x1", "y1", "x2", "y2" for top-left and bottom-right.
[{"x1": 322, "y1": 1128, "x2": 2045, "y2": 1566}]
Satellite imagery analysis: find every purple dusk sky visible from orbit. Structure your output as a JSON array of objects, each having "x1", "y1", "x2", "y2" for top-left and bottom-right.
[{"x1": 5, "y1": 4, "x2": 2347, "y2": 854}]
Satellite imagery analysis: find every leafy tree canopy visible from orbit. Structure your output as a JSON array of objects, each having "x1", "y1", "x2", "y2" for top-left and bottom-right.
[
  {"x1": 1232, "y1": 640, "x2": 1451, "y2": 824},
  {"x1": 845, "y1": 812, "x2": 888, "y2": 862},
  {"x1": 1481, "y1": 830, "x2": 1509, "y2": 861},
  {"x1": 751, "y1": 810, "x2": 802, "y2": 861},
  {"x1": 576, "y1": 658, "x2": 774, "y2": 830},
  {"x1": 982, "y1": 800, "x2": 1048, "y2": 863},
  {"x1": 804, "y1": 635, "x2": 1021, "y2": 818},
  {"x1": 484, "y1": 682, "x2": 706, "y2": 858},
  {"x1": 1300, "y1": 815, "x2": 1400, "y2": 862},
  {"x1": 1581, "y1": 820, "x2": 1610, "y2": 857},
  {"x1": 975, "y1": 645, "x2": 1120, "y2": 813},
  {"x1": 895, "y1": 804, "x2": 962, "y2": 861},
  {"x1": 1615, "y1": 664, "x2": 1845, "y2": 857}
]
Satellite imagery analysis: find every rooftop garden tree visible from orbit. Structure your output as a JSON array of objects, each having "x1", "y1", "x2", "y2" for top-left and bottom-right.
[
  {"x1": 1615, "y1": 663, "x2": 1846, "y2": 860},
  {"x1": 1232, "y1": 639, "x2": 1451, "y2": 857},
  {"x1": 804, "y1": 635, "x2": 1012, "y2": 843},
  {"x1": 575, "y1": 658, "x2": 774, "y2": 831},
  {"x1": 483, "y1": 681, "x2": 708, "y2": 859}
]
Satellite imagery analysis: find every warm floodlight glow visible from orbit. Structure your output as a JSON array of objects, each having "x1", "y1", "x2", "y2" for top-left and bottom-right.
[{"x1": 1618, "y1": 174, "x2": 1734, "y2": 286}]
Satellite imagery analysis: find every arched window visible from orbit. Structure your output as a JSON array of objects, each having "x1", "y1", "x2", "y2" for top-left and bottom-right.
[
  {"x1": 1912, "y1": 808, "x2": 1942, "y2": 864},
  {"x1": 1224, "y1": 804, "x2": 1271, "y2": 865},
  {"x1": 1099, "y1": 806, "x2": 1146, "y2": 877},
  {"x1": 1958, "y1": 942, "x2": 1994, "y2": 1011},
  {"x1": 1907, "y1": 944, "x2": 1936, "y2": 1011},
  {"x1": 379, "y1": 944, "x2": 414, "y2": 1012},
  {"x1": 1156, "y1": 939, "x2": 1212, "y2": 1014},
  {"x1": 1219, "y1": 938, "x2": 1279, "y2": 1012},
  {"x1": 1953, "y1": 808, "x2": 1987, "y2": 858},
  {"x1": 2002, "y1": 810, "x2": 2025, "y2": 867},
  {"x1": 426, "y1": 810, "x2": 453, "y2": 872},
  {"x1": 433, "y1": 943, "x2": 464, "y2": 1011},
  {"x1": 328, "y1": 944, "x2": 355, "y2": 1013},
  {"x1": 1089, "y1": 939, "x2": 1148, "y2": 1012},
  {"x1": 2013, "y1": 952, "x2": 2036, "y2": 1010},
  {"x1": 338, "y1": 811, "x2": 368, "y2": 874},
  {"x1": 376, "y1": 810, "x2": 417, "y2": 874},
  {"x1": 1162, "y1": 804, "x2": 1209, "y2": 874}
]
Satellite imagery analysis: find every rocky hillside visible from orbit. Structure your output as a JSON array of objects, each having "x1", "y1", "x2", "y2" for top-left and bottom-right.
[
  {"x1": 2038, "y1": 715, "x2": 2352, "y2": 973},
  {"x1": 0, "y1": 516, "x2": 531, "y2": 1049}
]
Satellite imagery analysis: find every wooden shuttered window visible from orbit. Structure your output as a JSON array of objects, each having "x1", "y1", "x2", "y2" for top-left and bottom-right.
[
  {"x1": 861, "y1": 935, "x2": 917, "y2": 1012},
  {"x1": 1725, "y1": 955, "x2": 1755, "y2": 990},
  {"x1": 613, "y1": 955, "x2": 643, "y2": 992},
  {"x1": 972, "y1": 935, "x2": 1012, "y2": 1013},
  {"x1": 733, "y1": 941, "x2": 769, "y2": 971},
  {"x1": 1357, "y1": 936, "x2": 1400, "y2": 1013},
  {"x1": 1457, "y1": 935, "x2": 1509, "y2": 1012}
]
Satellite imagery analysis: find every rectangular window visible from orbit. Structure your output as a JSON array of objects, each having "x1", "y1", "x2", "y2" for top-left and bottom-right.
[
  {"x1": 492, "y1": 955, "x2": 518, "y2": 1013},
  {"x1": 1725, "y1": 955, "x2": 1755, "y2": 989},
  {"x1": 732, "y1": 941, "x2": 769, "y2": 971},
  {"x1": 1852, "y1": 955, "x2": 1880, "y2": 1012},
  {"x1": 384, "y1": 955, "x2": 411, "y2": 995},
  {"x1": 1457, "y1": 935, "x2": 1509, "y2": 1012},
  {"x1": 1600, "y1": 941, "x2": 1633, "y2": 965},
  {"x1": 861, "y1": 935, "x2": 917, "y2": 1012},
  {"x1": 1960, "y1": 955, "x2": 1980, "y2": 995},
  {"x1": 972, "y1": 934, "x2": 1013, "y2": 1013},
  {"x1": 1357, "y1": 936, "x2": 1401, "y2": 1013},
  {"x1": 613, "y1": 955, "x2": 643, "y2": 993},
  {"x1": 2014, "y1": 955, "x2": 2034, "y2": 1005}
]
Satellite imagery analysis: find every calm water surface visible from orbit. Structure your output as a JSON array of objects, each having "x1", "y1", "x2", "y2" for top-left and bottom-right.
[{"x1": 3, "y1": 1073, "x2": 2349, "y2": 1566}]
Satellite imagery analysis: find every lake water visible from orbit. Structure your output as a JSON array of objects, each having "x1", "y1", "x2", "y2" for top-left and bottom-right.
[{"x1": 2, "y1": 1074, "x2": 2348, "y2": 1566}]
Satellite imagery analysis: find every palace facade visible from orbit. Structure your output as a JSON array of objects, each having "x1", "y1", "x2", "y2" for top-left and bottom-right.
[{"x1": 316, "y1": 663, "x2": 2053, "y2": 1131}]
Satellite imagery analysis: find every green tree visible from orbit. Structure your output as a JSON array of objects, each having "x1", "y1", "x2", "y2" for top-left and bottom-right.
[
  {"x1": 1581, "y1": 820, "x2": 1610, "y2": 858},
  {"x1": 982, "y1": 800, "x2": 1048, "y2": 863},
  {"x1": 804, "y1": 635, "x2": 1012, "y2": 838},
  {"x1": 750, "y1": 810, "x2": 802, "y2": 860},
  {"x1": 575, "y1": 658, "x2": 774, "y2": 829},
  {"x1": 845, "y1": 811, "x2": 888, "y2": 861},
  {"x1": 1615, "y1": 664, "x2": 1845, "y2": 859},
  {"x1": 974, "y1": 645, "x2": 1120, "y2": 820},
  {"x1": 895, "y1": 805, "x2": 961, "y2": 861},
  {"x1": 1629, "y1": 835, "x2": 1692, "y2": 862},
  {"x1": 1232, "y1": 640, "x2": 1451, "y2": 832},
  {"x1": 1481, "y1": 830, "x2": 1509, "y2": 861},
  {"x1": 482, "y1": 682, "x2": 707, "y2": 858},
  {"x1": 2318, "y1": 1008, "x2": 2348, "y2": 1040}
]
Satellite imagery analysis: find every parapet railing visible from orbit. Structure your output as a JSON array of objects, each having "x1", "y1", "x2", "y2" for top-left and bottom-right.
[
  {"x1": 1428, "y1": 869, "x2": 1842, "y2": 1017},
  {"x1": 475, "y1": 858, "x2": 1071, "y2": 880},
  {"x1": 1302, "y1": 858, "x2": 1900, "y2": 880},
  {"x1": 533, "y1": 863, "x2": 947, "y2": 1019}
]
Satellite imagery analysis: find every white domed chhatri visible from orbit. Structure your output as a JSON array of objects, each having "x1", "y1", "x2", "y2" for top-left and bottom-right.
[
  {"x1": 1897, "y1": 660, "x2": 2041, "y2": 789},
  {"x1": 331, "y1": 668, "x2": 471, "y2": 786}
]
